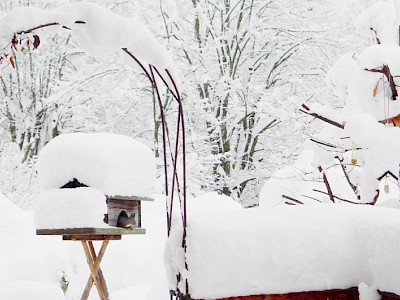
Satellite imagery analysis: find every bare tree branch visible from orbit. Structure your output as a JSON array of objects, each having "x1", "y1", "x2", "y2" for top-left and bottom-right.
[
  {"x1": 310, "y1": 138, "x2": 338, "y2": 149},
  {"x1": 313, "y1": 189, "x2": 370, "y2": 205},
  {"x1": 365, "y1": 65, "x2": 398, "y2": 100},
  {"x1": 317, "y1": 165, "x2": 335, "y2": 203},
  {"x1": 282, "y1": 194, "x2": 304, "y2": 205},
  {"x1": 335, "y1": 156, "x2": 360, "y2": 199},
  {"x1": 300, "y1": 103, "x2": 344, "y2": 129}
]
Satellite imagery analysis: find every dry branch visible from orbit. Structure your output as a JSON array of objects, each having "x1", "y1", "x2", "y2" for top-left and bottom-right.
[
  {"x1": 313, "y1": 189, "x2": 370, "y2": 205},
  {"x1": 310, "y1": 138, "x2": 338, "y2": 149},
  {"x1": 282, "y1": 194, "x2": 304, "y2": 205},
  {"x1": 300, "y1": 104, "x2": 344, "y2": 129},
  {"x1": 335, "y1": 156, "x2": 360, "y2": 199},
  {"x1": 317, "y1": 165, "x2": 335, "y2": 203},
  {"x1": 365, "y1": 65, "x2": 398, "y2": 100}
]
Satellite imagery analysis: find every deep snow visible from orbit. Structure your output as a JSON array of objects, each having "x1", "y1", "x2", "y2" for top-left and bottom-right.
[{"x1": 166, "y1": 204, "x2": 400, "y2": 299}]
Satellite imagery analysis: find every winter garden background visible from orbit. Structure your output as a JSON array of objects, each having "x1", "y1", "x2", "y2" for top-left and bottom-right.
[{"x1": 1, "y1": 0, "x2": 400, "y2": 299}]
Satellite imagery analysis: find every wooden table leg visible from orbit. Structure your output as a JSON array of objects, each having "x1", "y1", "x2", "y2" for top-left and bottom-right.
[
  {"x1": 81, "y1": 240, "x2": 110, "y2": 300},
  {"x1": 88, "y1": 241, "x2": 108, "y2": 298}
]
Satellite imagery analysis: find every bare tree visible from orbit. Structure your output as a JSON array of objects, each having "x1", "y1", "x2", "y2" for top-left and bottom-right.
[{"x1": 161, "y1": 0, "x2": 299, "y2": 201}]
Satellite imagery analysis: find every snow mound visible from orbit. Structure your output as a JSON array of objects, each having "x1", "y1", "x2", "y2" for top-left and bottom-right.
[
  {"x1": 0, "y1": 281, "x2": 64, "y2": 300},
  {"x1": 187, "y1": 192, "x2": 242, "y2": 215},
  {"x1": 37, "y1": 132, "x2": 155, "y2": 197},
  {"x1": 34, "y1": 187, "x2": 107, "y2": 229},
  {"x1": 355, "y1": 2, "x2": 397, "y2": 45},
  {"x1": 165, "y1": 205, "x2": 400, "y2": 299},
  {"x1": 358, "y1": 283, "x2": 380, "y2": 300}
]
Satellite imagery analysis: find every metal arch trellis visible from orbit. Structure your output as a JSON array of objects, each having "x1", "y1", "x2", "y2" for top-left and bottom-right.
[{"x1": 6, "y1": 18, "x2": 189, "y2": 299}]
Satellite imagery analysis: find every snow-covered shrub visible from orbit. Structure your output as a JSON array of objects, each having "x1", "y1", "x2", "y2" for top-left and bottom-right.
[
  {"x1": 0, "y1": 142, "x2": 39, "y2": 209},
  {"x1": 260, "y1": 2, "x2": 400, "y2": 207}
]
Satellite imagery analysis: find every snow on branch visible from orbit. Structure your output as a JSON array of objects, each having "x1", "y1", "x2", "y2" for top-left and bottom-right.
[
  {"x1": 0, "y1": 2, "x2": 180, "y2": 88},
  {"x1": 300, "y1": 103, "x2": 344, "y2": 129}
]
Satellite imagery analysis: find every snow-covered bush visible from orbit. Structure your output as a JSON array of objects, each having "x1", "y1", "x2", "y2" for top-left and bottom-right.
[
  {"x1": 260, "y1": 2, "x2": 400, "y2": 207},
  {"x1": 0, "y1": 141, "x2": 39, "y2": 208}
]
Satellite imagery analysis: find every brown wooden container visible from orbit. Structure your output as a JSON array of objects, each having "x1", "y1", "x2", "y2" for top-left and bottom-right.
[
  {"x1": 200, "y1": 288, "x2": 400, "y2": 300},
  {"x1": 209, "y1": 288, "x2": 359, "y2": 300},
  {"x1": 105, "y1": 195, "x2": 153, "y2": 229}
]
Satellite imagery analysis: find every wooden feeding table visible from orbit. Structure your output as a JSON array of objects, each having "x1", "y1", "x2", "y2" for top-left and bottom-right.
[
  {"x1": 37, "y1": 227, "x2": 145, "y2": 300},
  {"x1": 33, "y1": 132, "x2": 157, "y2": 299}
]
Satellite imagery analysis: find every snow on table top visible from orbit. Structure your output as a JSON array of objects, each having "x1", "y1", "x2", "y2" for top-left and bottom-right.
[
  {"x1": 33, "y1": 187, "x2": 108, "y2": 229},
  {"x1": 165, "y1": 204, "x2": 400, "y2": 299},
  {"x1": 37, "y1": 132, "x2": 155, "y2": 197}
]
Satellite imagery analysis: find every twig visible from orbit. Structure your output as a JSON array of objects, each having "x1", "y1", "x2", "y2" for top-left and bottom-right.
[
  {"x1": 310, "y1": 138, "x2": 338, "y2": 149},
  {"x1": 317, "y1": 165, "x2": 335, "y2": 203},
  {"x1": 301, "y1": 194, "x2": 322, "y2": 203},
  {"x1": 282, "y1": 194, "x2": 303, "y2": 205},
  {"x1": 365, "y1": 65, "x2": 398, "y2": 100},
  {"x1": 335, "y1": 156, "x2": 359, "y2": 199},
  {"x1": 312, "y1": 189, "x2": 370, "y2": 205},
  {"x1": 300, "y1": 104, "x2": 344, "y2": 129},
  {"x1": 16, "y1": 21, "x2": 86, "y2": 34}
]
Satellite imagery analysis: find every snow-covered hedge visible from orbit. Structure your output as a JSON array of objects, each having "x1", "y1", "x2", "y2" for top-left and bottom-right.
[{"x1": 165, "y1": 204, "x2": 400, "y2": 299}]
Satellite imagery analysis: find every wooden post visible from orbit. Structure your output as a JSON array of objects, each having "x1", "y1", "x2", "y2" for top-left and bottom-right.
[{"x1": 81, "y1": 240, "x2": 110, "y2": 300}]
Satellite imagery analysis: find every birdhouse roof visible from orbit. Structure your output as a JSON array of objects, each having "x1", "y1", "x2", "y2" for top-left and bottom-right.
[{"x1": 37, "y1": 132, "x2": 155, "y2": 197}]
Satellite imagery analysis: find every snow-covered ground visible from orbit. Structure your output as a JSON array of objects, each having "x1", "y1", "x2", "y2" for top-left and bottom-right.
[
  {"x1": 3, "y1": 2, "x2": 400, "y2": 300},
  {"x1": 0, "y1": 190, "x2": 245, "y2": 300},
  {"x1": 0, "y1": 191, "x2": 169, "y2": 299},
  {"x1": 5, "y1": 187, "x2": 400, "y2": 300}
]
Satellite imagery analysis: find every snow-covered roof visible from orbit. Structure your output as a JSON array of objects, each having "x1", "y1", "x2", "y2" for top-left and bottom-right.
[
  {"x1": 37, "y1": 132, "x2": 155, "y2": 197},
  {"x1": 165, "y1": 204, "x2": 400, "y2": 299}
]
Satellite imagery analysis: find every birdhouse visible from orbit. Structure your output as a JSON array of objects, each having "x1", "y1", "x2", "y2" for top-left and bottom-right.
[
  {"x1": 34, "y1": 132, "x2": 156, "y2": 231},
  {"x1": 104, "y1": 195, "x2": 153, "y2": 229}
]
